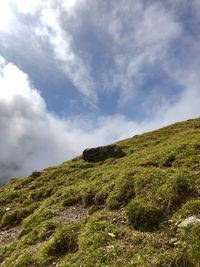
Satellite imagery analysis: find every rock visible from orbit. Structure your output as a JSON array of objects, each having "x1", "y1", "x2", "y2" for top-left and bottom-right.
[
  {"x1": 106, "y1": 245, "x2": 114, "y2": 249},
  {"x1": 83, "y1": 144, "x2": 124, "y2": 162},
  {"x1": 108, "y1": 233, "x2": 116, "y2": 238},
  {"x1": 169, "y1": 237, "x2": 178, "y2": 244},
  {"x1": 178, "y1": 215, "x2": 200, "y2": 228},
  {"x1": 30, "y1": 171, "x2": 41, "y2": 178},
  {"x1": 168, "y1": 238, "x2": 179, "y2": 247}
]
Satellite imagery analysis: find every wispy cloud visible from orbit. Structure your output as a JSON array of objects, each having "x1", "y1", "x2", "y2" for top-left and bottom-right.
[
  {"x1": 0, "y1": 0, "x2": 182, "y2": 106},
  {"x1": 36, "y1": 0, "x2": 97, "y2": 103},
  {"x1": 105, "y1": 0, "x2": 181, "y2": 103}
]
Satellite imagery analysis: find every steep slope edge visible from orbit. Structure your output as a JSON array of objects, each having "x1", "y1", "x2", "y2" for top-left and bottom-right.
[{"x1": 0, "y1": 118, "x2": 200, "y2": 266}]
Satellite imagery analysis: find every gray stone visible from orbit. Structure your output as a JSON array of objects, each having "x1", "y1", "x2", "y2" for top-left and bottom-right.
[
  {"x1": 82, "y1": 144, "x2": 124, "y2": 162},
  {"x1": 178, "y1": 215, "x2": 200, "y2": 228}
]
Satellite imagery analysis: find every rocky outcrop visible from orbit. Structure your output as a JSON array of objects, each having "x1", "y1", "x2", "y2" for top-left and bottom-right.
[{"x1": 83, "y1": 144, "x2": 124, "y2": 162}]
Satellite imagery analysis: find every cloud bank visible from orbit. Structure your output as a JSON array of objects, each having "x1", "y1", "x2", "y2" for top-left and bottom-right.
[
  {"x1": 0, "y1": 58, "x2": 138, "y2": 182},
  {"x1": 0, "y1": 0, "x2": 200, "y2": 182}
]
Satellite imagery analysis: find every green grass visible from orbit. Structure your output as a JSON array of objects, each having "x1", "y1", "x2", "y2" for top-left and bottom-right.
[{"x1": 0, "y1": 118, "x2": 200, "y2": 266}]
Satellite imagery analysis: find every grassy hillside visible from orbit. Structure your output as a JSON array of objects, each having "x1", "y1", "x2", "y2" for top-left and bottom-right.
[{"x1": 0, "y1": 118, "x2": 200, "y2": 267}]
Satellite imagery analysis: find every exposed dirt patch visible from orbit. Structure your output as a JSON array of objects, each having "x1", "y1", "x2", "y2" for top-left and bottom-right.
[
  {"x1": 55, "y1": 205, "x2": 89, "y2": 223},
  {"x1": 0, "y1": 226, "x2": 21, "y2": 245}
]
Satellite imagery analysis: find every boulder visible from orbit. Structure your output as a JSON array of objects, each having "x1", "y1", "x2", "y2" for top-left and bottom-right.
[
  {"x1": 82, "y1": 144, "x2": 124, "y2": 162},
  {"x1": 30, "y1": 171, "x2": 41, "y2": 178},
  {"x1": 178, "y1": 215, "x2": 200, "y2": 228}
]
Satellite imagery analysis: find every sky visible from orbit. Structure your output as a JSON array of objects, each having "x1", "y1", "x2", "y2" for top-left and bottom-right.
[{"x1": 0, "y1": 0, "x2": 200, "y2": 182}]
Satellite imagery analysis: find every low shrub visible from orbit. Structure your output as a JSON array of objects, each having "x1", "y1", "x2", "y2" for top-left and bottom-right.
[
  {"x1": 37, "y1": 220, "x2": 56, "y2": 241},
  {"x1": 171, "y1": 172, "x2": 193, "y2": 196},
  {"x1": 15, "y1": 252, "x2": 35, "y2": 267},
  {"x1": 62, "y1": 196, "x2": 81, "y2": 207},
  {"x1": 126, "y1": 198, "x2": 164, "y2": 231},
  {"x1": 79, "y1": 216, "x2": 115, "y2": 250},
  {"x1": 158, "y1": 171, "x2": 195, "y2": 215},
  {"x1": 169, "y1": 255, "x2": 194, "y2": 267},
  {"x1": 0, "y1": 207, "x2": 5, "y2": 221},
  {"x1": 81, "y1": 189, "x2": 95, "y2": 207},
  {"x1": 62, "y1": 189, "x2": 81, "y2": 207},
  {"x1": 170, "y1": 198, "x2": 200, "y2": 227},
  {"x1": 106, "y1": 176, "x2": 135, "y2": 209},
  {"x1": 22, "y1": 208, "x2": 53, "y2": 234},
  {"x1": 94, "y1": 191, "x2": 108, "y2": 206},
  {"x1": 29, "y1": 187, "x2": 53, "y2": 201},
  {"x1": 177, "y1": 225, "x2": 200, "y2": 265},
  {"x1": 0, "y1": 191, "x2": 19, "y2": 205},
  {"x1": 1, "y1": 204, "x2": 37, "y2": 228},
  {"x1": 43, "y1": 223, "x2": 80, "y2": 258}
]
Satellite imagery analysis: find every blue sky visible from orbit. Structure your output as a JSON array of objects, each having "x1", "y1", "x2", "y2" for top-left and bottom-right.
[{"x1": 0, "y1": 0, "x2": 200, "y2": 181}]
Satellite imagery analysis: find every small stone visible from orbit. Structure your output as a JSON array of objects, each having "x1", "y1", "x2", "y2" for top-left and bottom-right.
[
  {"x1": 5, "y1": 207, "x2": 11, "y2": 211},
  {"x1": 178, "y1": 215, "x2": 200, "y2": 228},
  {"x1": 108, "y1": 233, "x2": 115, "y2": 238},
  {"x1": 169, "y1": 238, "x2": 178, "y2": 244},
  {"x1": 106, "y1": 245, "x2": 114, "y2": 249},
  {"x1": 174, "y1": 241, "x2": 182, "y2": 246},
  {"x1": 168, "y1": 238, "x2": 178, "y2": 247}
]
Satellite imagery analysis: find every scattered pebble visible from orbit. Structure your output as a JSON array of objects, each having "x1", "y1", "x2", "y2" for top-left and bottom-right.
[
  {"x1": 169, "y1": 238, "x2": 178, "y2": 244},
  {"x1": 106, "y1": 245, "x2": 114, "y2": 249},
  {"x1": 108, "y1": 233, "x2": 115, "y2": 238}
]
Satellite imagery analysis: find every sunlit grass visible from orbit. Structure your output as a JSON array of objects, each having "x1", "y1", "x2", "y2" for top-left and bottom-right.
[{"x1": 0, "y1": 118, "x2": 200, "y2": 266}]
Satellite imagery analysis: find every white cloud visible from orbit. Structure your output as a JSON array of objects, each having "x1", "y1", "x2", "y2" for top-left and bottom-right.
[
  {"x1": 0, "y1": 0, "x2": 183, "y2": 106},
  {"x1": 37, "y1": 1, "x2": 97, "y2": 103},
  {"x1": 61, "y1": 0, "x2": 85, "y2": 12},
  {"x1": 0, "y1": 0, "x2": 15, "y2": 32},
  {"x1": 106, "y1": 0, "x2": 181, "y2": 102},
  {"x1": 162, "y1": 70, "x2": 200, "y2": 121},
  {"x1": 0, "y1": 56, "x2": 6, "y2": 66},
  {"x1": 0, "y1": 62, "x2": 42, "y2": 105},
  {"x1": 15, "y1": 0, "x2": 42, "y2": 14},
  {"x1": 0, "y1": 57, "x2": 134, "y2": 182},
  {"x1": 0, "y1": 58, "x2": 68, "y2": 181},
  {"x1": 0, "y1": 0, "x2": 97, "y2": 103},
  {"x1": 134, "y1": 4, "x2": 180, "y2": 47},
  {"x1": 0, "y1": 55, "x2": 200, "y2": 183}
]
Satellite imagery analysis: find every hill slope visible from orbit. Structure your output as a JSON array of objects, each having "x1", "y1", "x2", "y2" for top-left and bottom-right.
[{"x1": 0, "y1": 118, "x2": 200, "y2": 267}]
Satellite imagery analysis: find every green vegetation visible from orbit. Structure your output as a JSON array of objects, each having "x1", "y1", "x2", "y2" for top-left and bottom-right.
[
  {"x1": 42, "y1": 223, "x2": 80, "y2": 261},
  {"x1": 0, "y1": 118, "x2": 200, "y2": 266},
  {"x1": 126, "y1": 198, "x2": 163, "y2": 231}
]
